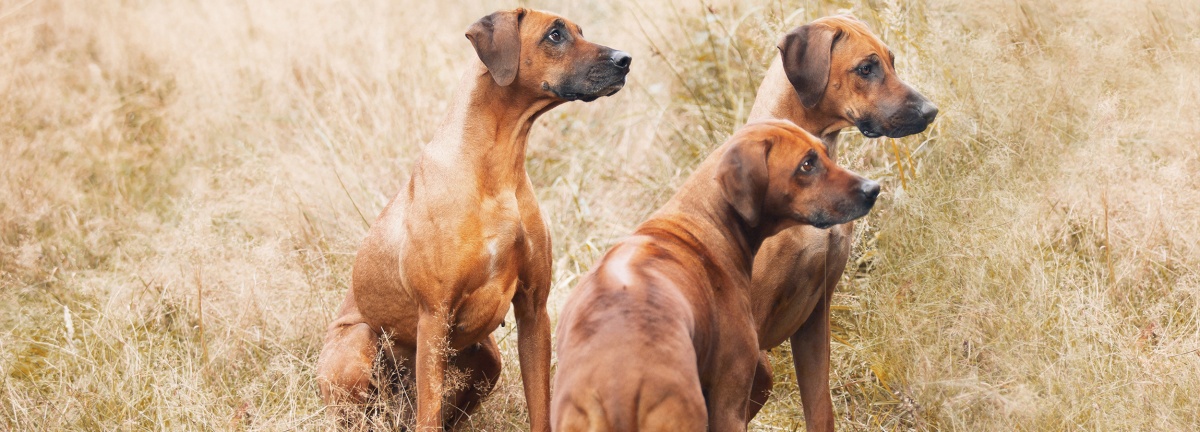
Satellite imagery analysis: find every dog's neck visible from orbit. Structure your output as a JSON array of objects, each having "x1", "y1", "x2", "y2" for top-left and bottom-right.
[
  {"x1": 640, "y1": 152, "x2": 774, "y2": 278},
  {"x1": 425, "y1": 62, "x2": 563, "y2": 189},
  {"x1": 748, "y1": 57, "x2": 852, "y2": 160}
]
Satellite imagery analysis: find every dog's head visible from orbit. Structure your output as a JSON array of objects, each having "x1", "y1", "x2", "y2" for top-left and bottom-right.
[
  {"x1": 717, "y1": 120, "x2": 879, "y2": 232},
  {"x1": 466, "y1": 9, "x2": 631, "y2": 102},
  {"x1": 778, "y1": 15, "x2": 937, "y2": 138}
]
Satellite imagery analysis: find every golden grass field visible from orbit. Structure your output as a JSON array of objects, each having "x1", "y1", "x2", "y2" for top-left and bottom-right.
[{"x1": 2, "y1": 0, "x2": 1199, "y2": 430}]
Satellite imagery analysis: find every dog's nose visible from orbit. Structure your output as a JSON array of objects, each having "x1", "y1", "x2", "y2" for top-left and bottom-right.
[
  {"x1": 918, "y1": 100, "x2": 939, "y2": 123},
  {"x1": 860, "y1": 180, "x2": 881, "y2": 202},
  {"x1": 610, "y1": 50, "x2": 632, "y2": 69}
]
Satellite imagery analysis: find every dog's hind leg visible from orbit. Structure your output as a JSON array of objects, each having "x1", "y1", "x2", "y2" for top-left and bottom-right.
[{"x1": 317, "y1": 312, "x2": 380, "y2": 426}]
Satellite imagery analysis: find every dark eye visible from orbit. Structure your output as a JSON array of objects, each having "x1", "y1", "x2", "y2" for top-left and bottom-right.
[
  {"x1": 799, "y1": 158, "x2": 815, "y2": 173},
  {"x1": 547, "y1": 29, "x2": 563, "y2": 43},
  {"x1": 856, "y1": 64, "x2": 872, "y2": 77}
]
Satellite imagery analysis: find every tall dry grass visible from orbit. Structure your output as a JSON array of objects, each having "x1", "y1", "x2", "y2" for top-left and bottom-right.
[{"x1": 1, "y1": 0, "x2": 1198, "y2": 430}]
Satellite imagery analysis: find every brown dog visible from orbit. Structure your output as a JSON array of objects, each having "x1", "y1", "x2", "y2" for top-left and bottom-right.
[
  {"x1": 315, "y1": 9, "x2": 630, "y2": 431},
  {"x1": 551, "y1": 120, "x2": 879, "y2": 431},
  {"x1": 744, "y1": 15, "x2": 937, "y2": 429}
]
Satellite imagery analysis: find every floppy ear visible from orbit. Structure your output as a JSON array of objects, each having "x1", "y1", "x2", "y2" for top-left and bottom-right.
[
  {"x1": 778, "y1": 23, "x2": 840, "y2": 109},
  {"x1": 465, "y1": 9, "x2": 525, "y2": 86},
  {"x1": 717, "y1": 137, "x2": 774, "y2": 227}
]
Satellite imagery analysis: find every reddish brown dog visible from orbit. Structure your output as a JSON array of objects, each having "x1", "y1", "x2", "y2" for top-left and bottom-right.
[
  {"x1": 745, "y1": 15, "x2": 937, "y2": 430},
  {"x1": 552, "y1": 120, "x2": 879, "y2": 431},
  {"x1": 315, "y1": 9, "x2": 630, "y2": 431}
]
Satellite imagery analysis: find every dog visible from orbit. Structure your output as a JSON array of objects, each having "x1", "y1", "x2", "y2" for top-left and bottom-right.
[
  {"x1": 551, "y1": 120, "x2": 879, "y2": 431},
  {"x1": 315, "y1": 8, "x2": 630, "y2": 431},
  {"x1": 744, "y1": 15, "x2": 937, "y2": 430}
]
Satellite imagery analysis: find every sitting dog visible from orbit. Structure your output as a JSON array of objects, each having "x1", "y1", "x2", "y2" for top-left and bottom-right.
[
  {"x1": 745, "y1": 15, "x2": 938, "y2": 429},
  {"x1": 316, "y1": 8, "x2": 630, "y2": 431},
  {"x1": 551, "y1": 120, "x2": 879, "y2": 431}
]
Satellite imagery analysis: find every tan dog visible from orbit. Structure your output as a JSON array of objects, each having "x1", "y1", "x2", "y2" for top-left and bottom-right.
[
  {"x1": 744, "y1": 15, "x2": 937, "y2": 430},
  {"x1": 552, "y1": 120, "x2": 879, "y2": 431},
  {"x1": 315, "y1": 9, "x2": 630, "y2": 431}
]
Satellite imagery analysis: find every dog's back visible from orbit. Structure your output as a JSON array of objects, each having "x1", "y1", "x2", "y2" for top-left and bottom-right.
[{"x1": 552, "y1": 238, "x2": 708, "y2": 432}]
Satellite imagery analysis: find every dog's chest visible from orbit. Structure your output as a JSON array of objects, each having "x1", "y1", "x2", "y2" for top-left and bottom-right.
[
  {"x1": 756, "y1": 223, "x2": 853, "y2": 347},
  {"x1": 478, "y1": 192, "x2": 528, "y2": 272},
  {"x1": 446, "y1": 193, "x2": 530, "y2": 342}
]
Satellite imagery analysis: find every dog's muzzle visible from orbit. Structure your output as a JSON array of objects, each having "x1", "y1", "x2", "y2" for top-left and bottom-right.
[
  {"x1": 554, "y1": 50, "x2": 631, "y2": 102},
  {"x1": 881, "y1": 97, "x2": 939, "y2": 138}
]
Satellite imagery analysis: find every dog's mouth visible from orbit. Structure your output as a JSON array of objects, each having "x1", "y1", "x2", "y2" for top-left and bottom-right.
[
  {"x1": 810, "y1": 220, "x2": 835, "y2": 230},
  {"x1": 556, "y1": 84, "x2": 624, "y2": 101},
  {"x1": 793, "y1": 210, "x2": 837, "y2": 230},
  {"x1": 554, "y1": 79, "x2": 625, "y2": 102},
  {"x1": 854, "y1": 118, "x2": 885, "y2": 139},
  {"x1": 882, "y1": 120, "x2": 932, "y2": 138},
  {"x1": 601, "y1": 80, "x2": 626, "y2": 96},
  {"x1": 553, "y1": 64, "x2": 629, "y2": 102},
  {"x1": 795, "y1": 198, "x2": 876, "y2": 229},
  {"x1": 856, "y1": 118, "x2": 932, "y2": 139}
]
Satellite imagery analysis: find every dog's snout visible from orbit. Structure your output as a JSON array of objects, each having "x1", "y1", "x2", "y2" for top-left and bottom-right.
[
  {"x1": 860, "y1": 180, "x2": 881, "y2": 203},
  {"x1": 610, "y1": 50, "x2": 632, "y2": 69}
]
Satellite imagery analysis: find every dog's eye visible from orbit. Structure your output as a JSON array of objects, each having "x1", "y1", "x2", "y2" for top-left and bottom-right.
[
  {"x1": 856, "y1": 64, "x2": 872, "y2": 77},
  {"x1": 799, "y1": 159, "x2": 815, "y2": 173},
  {"x1": 547, "y1": 29, "x2": 563, "y2": 43}
]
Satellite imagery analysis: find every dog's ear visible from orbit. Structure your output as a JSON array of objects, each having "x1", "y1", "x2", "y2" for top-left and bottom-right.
[
  {"x1": 778, "y1": 23, "x2": 841, "y2": 109},
  {"x1": 466, "y1": 8, "x2": 525, "y2": 87},
  {"x1": 717, "y1": 136, "x2": 774, "y2": 227}
]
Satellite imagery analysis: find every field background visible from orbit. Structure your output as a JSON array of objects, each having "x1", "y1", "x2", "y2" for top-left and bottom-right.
[{"x1": 2, "y1": 0, "x2": 1199, "y2": 430}]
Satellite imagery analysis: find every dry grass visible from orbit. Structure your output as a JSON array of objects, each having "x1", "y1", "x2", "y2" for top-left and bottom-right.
[{"x1": 2, "y1": 0, "x2": 1198, "y2": 430}]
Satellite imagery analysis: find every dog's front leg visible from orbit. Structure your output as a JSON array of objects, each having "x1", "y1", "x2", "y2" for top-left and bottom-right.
[
  {"x1": 514, "y1": 290, "x2": 551, "y2": 432},
  {"x1": 790, "y1": 290, "x2": 835, "y2": 432},
  {"x1": 747, "y1": 350, "x2": 775, "y2": 420},
  {"x1": 416, "y1": 309, "x2": 450, "y2": 431}
]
